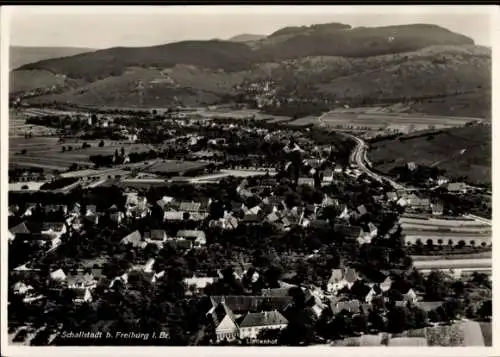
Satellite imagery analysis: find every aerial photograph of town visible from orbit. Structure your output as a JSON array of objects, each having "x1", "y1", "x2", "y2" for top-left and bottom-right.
[{"x1": 3, "y1": 5, "x2": 494, "y2": 351}]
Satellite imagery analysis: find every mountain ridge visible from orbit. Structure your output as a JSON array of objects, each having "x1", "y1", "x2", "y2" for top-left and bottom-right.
[
  {"x1": 10, "y1": 22, "x2": 490, "y2": 118},
  {"x1": 10, "y1": 46, "x2": 96, "y2": 70}
]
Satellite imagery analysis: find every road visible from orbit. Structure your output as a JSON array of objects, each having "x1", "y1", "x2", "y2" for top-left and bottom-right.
[
  {"x1": 319, "y1": 112, "x2": 405, "y2": 190},
  {"x1": 342, "y1": 132, "x2": 406, "y2": 190},
  {"x1": 319, "y1": 114, "x2": 493, "y2": 226}
]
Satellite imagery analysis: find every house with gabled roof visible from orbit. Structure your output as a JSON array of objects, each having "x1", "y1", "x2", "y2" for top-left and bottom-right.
[
  {"x1": 85, "y1": 205, "x2": 97, "y2": 216},
  {"x1": 239, "y1": 310, "x2": 288, "y2": 340},
  {"x1": 109, "y1": 272, "x2": 129, "y2": 289},
  {"x1": 120, "y1": 230, "x2": 147, "y2": 249},
  {"x1": 164, "y1": 210, "x2": 184, "y2": 221},
  {"x1": 144, "y1": 230, "x2": 168, "y2": 244},
  {"x1": 8, "y1": 205, "x2": 20, "y2": 217},
  {"x1": 10, "y1": 221, "x2": 31, "y2": 235},
  {"x1": 364, "y1": 287, "x2": 378, "y2": 304},
  {"x1": 446, "y1": 182, "x2": 468, "y2": 194},
  {"x1": 265, "y1": 211, "x2": 281, "y2": 224},
  {"x1": 338, "y1": 206, "x2": 350, "y2": 220},
  {"x1": 50, "y1": 268, "x2": 67, "y2": 282},
  {"x1": 242, "y1": 214, "x2": 260, "y2": 225},
  {"x1": 13, "y1": 281, "x2": 34, "y2": 295},
  {"x1": 327, "y1": 268, "x2": 359, "y2": 294},
  {"x1": 41, "y1": 222, "x2": 67, "y2": 239},
  {"x1": 109, "y1": 209, "x2": 125, "y2": 224},
  {"x1": 184, "y1": 276, "x2": 217, "y2": 295},
  {"x1": 22, "y1": 203, "x2": 38, "y2": 217},
  {"x1": 166, "y1": 238, "x2": 193, "y2": 250},
  {"x1": 321, "y1": 194, "x2": 338, "y2": 208},
  {"x1": 176, "y1": 230, "x2": 206, "y2": 246},
  {"x1": 330, "y1": 298, "x2": 371, "y2": 315},
  {"x1": 431, "y1": 202, "x2": 444, "y2": 216},
  {"x1": 379, "y1": 276, "x2": 393, "y2": 293},
  {"x1": 156, "y1": 196, "x2": 175, "y2": 210},
  {"x1": 297, "y1": 177, "x2": 315, "y2": 187},
  {"x1": 387, "y1": 191, "x2": 398, "y2": 202},
  {"x1": 246, "y1": 205, "x2": 262, "y2": 216},
  {"x1": 322, "y1": 169, "x2": 334, "y2": 184},
  {"x1": 179, "y1": 201, "x2": 202, "y2": 212},
  {"x1": 209, "y1": 295, "x2": 293, "y2": 315},
  {"x1": 208, "y1": 301, "x2": 239, "y2": 342},
  {"x1": 402, "y1": 288, "x2": 418, "y2": 304},
  {"x1": 66, "y1": 272, "x2": 97, "y2": 290},
  {"x1": 44, "y1": 204, "x2": 68, "y2": 215},
  {"x1": 125, "y1": 193, "x2": 149, "y2": 218},
  {"x1": 73, "y1": 288, "x2": 93, "y2": 304},
  {"x1": 7, "y1": 230, "x2": 16, "y2": 243},
  {"x1": 357, "y1": 205, "x2": 368, "y2": 216}
]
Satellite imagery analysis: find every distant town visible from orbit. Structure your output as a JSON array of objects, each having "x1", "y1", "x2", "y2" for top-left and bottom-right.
[{"x1": 8, "y1": 103, "x2": 492, "y2": 346}]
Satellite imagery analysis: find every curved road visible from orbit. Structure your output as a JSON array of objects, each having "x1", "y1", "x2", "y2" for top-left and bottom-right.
[{"x1": 318, "y1": 112, "x2": 492, "y2": 226}]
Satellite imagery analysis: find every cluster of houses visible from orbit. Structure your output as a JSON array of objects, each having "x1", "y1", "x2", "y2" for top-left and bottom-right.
[
  {"x1": 386, "y1": 191, "x2": 444, "y2": 216},
  {"x1": 202, "y1": 264, "x2": 437, "y2": 343}
]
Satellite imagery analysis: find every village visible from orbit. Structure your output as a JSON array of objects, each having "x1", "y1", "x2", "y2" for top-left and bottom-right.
[{"x1": 7, "y1": 108, "x2": 492, "y2": 346}]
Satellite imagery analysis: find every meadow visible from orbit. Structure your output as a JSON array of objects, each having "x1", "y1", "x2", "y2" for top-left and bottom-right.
[
  {"x1": 320, "y1": 110, "x2": 477, "y2": 133},
  {"x1": 367, "y1": 124, "x2": 491, "y2": 185},
  {"x1": 9, "y1": 136, "x2": 152, "y2": 172}
]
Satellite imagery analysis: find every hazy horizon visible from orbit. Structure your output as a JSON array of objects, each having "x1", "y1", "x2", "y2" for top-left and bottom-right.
[{"x1": 6, "y1": 6, "x2": 493, "y2": 49}]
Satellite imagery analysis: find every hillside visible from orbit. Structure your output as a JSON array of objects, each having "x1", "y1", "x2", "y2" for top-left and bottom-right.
[
  {"x1": 10, "y1": 46, "x2": 95, "y2": 70},
  {"x1": 10, "y1": 23, "x2": 490, "y2": 118},
  {"x1": 368, "y1": 124, "x2": 492, "y2": 186},
  {"x1": 15, "y1": 24, "x2": 475, "y2": 81},
  {"x1": 17, "y1": 40, "x2": 255, "y2": 81},
  {"x1": 228, "y1": 34, "x2": 266, "y2": 43},
  {"x1": 18, "y1": 45, "x2": 490, "y2": 115}
]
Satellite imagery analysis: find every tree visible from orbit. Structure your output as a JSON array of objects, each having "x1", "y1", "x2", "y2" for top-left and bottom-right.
[
  {"x1": 469, "y1": 272, "x2": 491, "y2": 289},
  {"x1": 21, "y1": 149, "x2": 27, "y2": 155},
  {"x1": 451, "y1": 281, "x2": 465, "y2": 297},
  {"x1": 352, "y1": 313, "x2": 368, "y2": 333},
  {"x1": 387, "y1": 306, "x2": 412, "y2": 333},
  {"x1": 477, "y1": 300, "x2": 492, "y2": 320},
  {"x1": 99, "y1": 140, "x2": 104, "y2": 147},
  {"x1": 68, "y1": 146, "x2": 73, "y2": 152},
  {"x1": 443, "y1": 298, "x2": 464, "y2": 321},
  {"x1": 427, "y1": 309, "x2": 440, "y2": 323},
  {"x1": 411, "y1": 307, "x2": 428, "y2": 328},
  {"x1": 368, "y1": 309, "x2": 386, "y2": 332},
  {"x1": 62, "y1": 146, "x2": 66, "y2": 152},
  {"x1": 257, "y1": 328, "x2": 281, "y2": 343},
  {"x1": 425, "y1": 271, "x2": 449, "y2": 301}
]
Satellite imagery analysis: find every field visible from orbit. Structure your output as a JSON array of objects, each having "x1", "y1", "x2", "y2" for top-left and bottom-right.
[
  {"x1": 412, "y1": 258, "x2": 491, "y2": 270},
  {"x1": 287, "y1": 116, "x2": 321, "y2": 127},
  {"x1": 319, "y1": 110, "x2": 478, "y2": 133},
  {"x1": 367, "y1": 124, "x2": 491, "y2": 185},
  {"x1": 412, "y1": 251, "x2": 492, "y2": 261},
  {"x1": 400, "y1": 216, "x2": 490, "y2": 228},
  {"x1": 194, "y1": 108, "x2": 273, "y2": 120},
  {"x1": 9, "y1": 136, "x2": 153, "y2": 172},
  {"x1": 10, "y1": 115, "x2": 58, "y2": 137},
  {"x1": 143, "y1": 160, "x2": 209, "y2": 175},
  {"x1": 9, "y1": 182, "x2": 46, "y2": 192}
]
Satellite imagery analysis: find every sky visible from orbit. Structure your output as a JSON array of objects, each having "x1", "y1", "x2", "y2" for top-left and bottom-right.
[{"x1": 6, "y1": 6, "x2": 494, "y2": 49}]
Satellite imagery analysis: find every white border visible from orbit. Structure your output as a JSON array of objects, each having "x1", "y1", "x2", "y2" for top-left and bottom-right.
[{"x1": 1, "y1": 5, "x2": 498, "y2": 357}]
